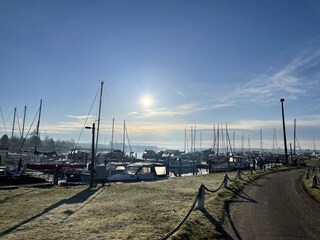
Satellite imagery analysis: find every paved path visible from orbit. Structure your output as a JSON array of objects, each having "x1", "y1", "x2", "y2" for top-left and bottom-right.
[{"x1": 223, "y1": 169, "x2": 320, "y2": 240}]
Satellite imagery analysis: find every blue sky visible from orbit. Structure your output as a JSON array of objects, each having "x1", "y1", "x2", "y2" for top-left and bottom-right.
[{"x1": 1, "y1": 0, "x2": 320, "y2": 151}]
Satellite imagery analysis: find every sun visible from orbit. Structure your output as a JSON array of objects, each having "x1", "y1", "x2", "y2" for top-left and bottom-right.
[{"x1": 141, "y1": 95, "x2": 154, "y2": 108}]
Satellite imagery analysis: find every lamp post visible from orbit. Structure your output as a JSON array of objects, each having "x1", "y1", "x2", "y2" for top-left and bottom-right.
[
  {"x1": 280, "y1": 99, "x2": 288, "y2": 166},
  {"x1": 85, "y1": 123, "x2": 95, "y2": 188}
]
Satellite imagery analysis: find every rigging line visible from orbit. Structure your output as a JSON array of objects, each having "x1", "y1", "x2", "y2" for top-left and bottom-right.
[
  {"x1": 16, "y1": 109, "x2": 24, "y2": 138},
  {"x1": 0, "y1": 106, "x2": 7, "y2": 134},
  {"x1": 74, "y1": 87, "x2": 100, "y2": 148},
  {"x1": 5, "y1": 109, "x2": 14, "y2": 125},
  {"x1": 295, "y1": 136, "x2": 302, "y2": 153},
  {"x1": 18, "y1": 107, "x2": 39, "y2": 153},
  {"x1": 125, "y1": 123, "x2": 132, "y2": 154}
]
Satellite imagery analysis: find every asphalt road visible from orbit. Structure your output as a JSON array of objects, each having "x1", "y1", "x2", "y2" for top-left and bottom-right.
[{"x1": 223, "y1": 169, "x2": 320, "y2": 240}]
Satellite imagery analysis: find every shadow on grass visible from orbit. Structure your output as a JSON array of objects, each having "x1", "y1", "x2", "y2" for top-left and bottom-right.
[
  {"x1": 0, "y1": 189, "x2": 39, "y2": 204},
  {"x1": 200, "y1": 209, "x2": 234, "y2": 240},
  {"x1": 0, "y1": 187, "x2": 99, "y2": 237}
]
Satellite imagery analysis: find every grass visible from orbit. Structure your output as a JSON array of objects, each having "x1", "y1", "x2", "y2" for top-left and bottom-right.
[
  {"x1": 0, "y1": 168, "x2": 287, "y2": 240},
  {"x1": 300, "y1": 157, "x2": 320, "y2": 204}
]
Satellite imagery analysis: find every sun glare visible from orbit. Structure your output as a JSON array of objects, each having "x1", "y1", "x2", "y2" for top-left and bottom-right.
[{"x1": 141, "y1": 95, "x2": 153, "y2": 108}]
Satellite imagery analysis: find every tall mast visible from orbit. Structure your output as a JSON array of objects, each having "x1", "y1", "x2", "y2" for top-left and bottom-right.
[
  {"x1": 122, "y1": 120, "x2": 126, "y2": 153},
  {"x1": 10, "y1": 107, "x2": 17, "y2": 151},
  {"x1": 184, "y1": 128, "x2": 187, "y2": 152},
  {"x1": 241, "y1": 133, "x2": 244, "y2": 153},
  {"x1": 293, "y1": 118, "x2": 296, "y2": 155},
  {"x1": 34, "y1": 99, "x2": 42, "y2": 154},
  {"x1": 216, "y1": 125, "x2": 219, "y2": 156},
  {"x1": 190, "y1": 126, "x2": 193, "y2": 152},
  {"x1": 233, "y1": 130, "x2": 235, "y2": 153},
  {"x1": 260, "y1": 128, "x2": 263, "y2": 152},
  {"x1": 11, "y1": 107, "x2": 16, "y2": 140},
  {"x1": 212, "y1": 124, "x2": 216, "y2": 150},
  {"x1": 95, "y1": 80, "x2": 104, "y2": 152},
  {"x1": 193, "y1": 125, "x2": 196, "y2": 152},
  {"x1": 21, "y1": 106, "x2": 27, "y2": 141},
  {"x1": 111, "y1": 118, "x2": 114, "y2": 153}
]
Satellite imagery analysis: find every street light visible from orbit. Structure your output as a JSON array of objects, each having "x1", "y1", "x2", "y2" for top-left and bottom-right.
[
  {"x1": 280, "y1": 99, "x2": 288, "y2": 166},
  {"x1": 85, "y1": 123, "x2": 95, "y2": 188}
]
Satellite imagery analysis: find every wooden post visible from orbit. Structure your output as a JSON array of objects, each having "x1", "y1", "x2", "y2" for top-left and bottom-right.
[
  {"x1": 224, "y1": 174, "x2": 228, "y2": 188},
  {"x1": 305, "y1": 170, "x2": 310, "y2": 179},
  {"x1": 198, "y1": 184, "x2": 205, "y2": 210},
  {"x1": 311, "y1": 175, "x2": 318, "y2": 188},
  {"x1": 237, "y1": 169, "x2": 241, "y2": 179}
]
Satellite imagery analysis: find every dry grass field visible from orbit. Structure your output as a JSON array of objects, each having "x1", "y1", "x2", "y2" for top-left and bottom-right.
[{"x1": 0, "y1": 172, "x2": 236, "y2": 240}]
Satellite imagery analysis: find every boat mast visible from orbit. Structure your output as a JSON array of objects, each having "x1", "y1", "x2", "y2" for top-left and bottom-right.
[
  {"x1": 111, "y1": 118, "x2": 114, "y2": 154},
  {"x1": 34, "y1": 99, "x2": 42, "y2": 154},
  {"x1": 260, "y1": 128, "x2": 263, "y2": 153},
  {"x1": 21, "y1": 106, "x2": 26, "y2": 141},
  {"x1": 11, "y1": 107, "x2": 16, "y2": 140},
  {"x1": 193, "y1": 125, "x2": 196, "y2": 152},
  {"x1": 10, "y1": 107, "x2": 17, "y2": 151},
  {"x1": 293, "y1": 118, "x2": 296, "y2": 155},
  {"x1": 122, "y1": 120, "x2": 125, "y2": 153},
  {"x1": 184, "y1": 128, "x2": 187, "y2": 153},
  {"x1": 216, "y1": 125, "x2": 220, "y2": 156},
  {"x1": 95, "y1": 80, "x2": 104, "y2": 152}
]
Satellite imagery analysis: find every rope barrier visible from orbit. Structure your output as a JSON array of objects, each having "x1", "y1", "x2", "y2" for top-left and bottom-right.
[
  {"x1": 159, "y1": 190, "x2": 200, "y2": 240},
  {"x1": 240, "y1": 170, "x2": 250, "y2": 176},
  {"x1": 159, "y1": 165, "x2": 281, "y2": 239},
  {"x1": 226, "y1": 174, "x2": 239, "y2": 183},
  {"x1": 202, "y1": 179, "x2": 225, "y2": 193}
]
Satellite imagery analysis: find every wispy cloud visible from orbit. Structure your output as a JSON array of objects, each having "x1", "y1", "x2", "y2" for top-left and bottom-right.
[
  {"x1": 177, "y1": 90, "x2": 185, "y2": 97},
  {"x1": 234, "y1": 47, "x2": 320, "y2": 105}
]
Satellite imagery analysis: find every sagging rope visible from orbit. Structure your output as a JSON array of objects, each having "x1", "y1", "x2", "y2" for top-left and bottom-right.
[
  {"x1": 202, "y1": 178, "x2": 225, "y2": 193},
  {"x1": 159, "y1": 169, "x2": 258, "y2": 239},
  {"x1": 226, "y1": 172, "x2": 240, "y2": 183},
  {"x1": 159, "y1": 190, "x2": 200, "y2": 240}
]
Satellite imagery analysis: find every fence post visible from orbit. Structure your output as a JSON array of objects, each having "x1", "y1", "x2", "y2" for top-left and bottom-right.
[
  {"x1": 224, "y1": 174, "x2": 228, "y2": 188},
  {"x1": 305, "y1": 170, "x2": 310, "y2": 179},
  {"x1": 198, "y1": 184, "x2": 205, "y2": 210},
  {"x1": 54, "y1": 165, "x2": 59, "y2": 185},
  {"x1": 237, "y1": 169, "x2": 241, "y2": 179},
  {"x1": 311, "y1": 175, "x2": 318, "y2": 188}
]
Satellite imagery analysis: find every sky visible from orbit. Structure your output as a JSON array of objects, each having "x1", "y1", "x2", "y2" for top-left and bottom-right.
[{"x1": 1, "y1": 0, "x2": 320, "y2": 152}]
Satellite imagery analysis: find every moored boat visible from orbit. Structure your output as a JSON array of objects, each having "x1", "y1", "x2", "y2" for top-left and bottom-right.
[{"x1": 107, "y1": 162, "x2": 167, "y2": 182}]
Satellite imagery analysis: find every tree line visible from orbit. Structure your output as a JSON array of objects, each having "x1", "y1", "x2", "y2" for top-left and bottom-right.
[{"x1": 0, "y1": 132, "x2": 75, "y2": 154}]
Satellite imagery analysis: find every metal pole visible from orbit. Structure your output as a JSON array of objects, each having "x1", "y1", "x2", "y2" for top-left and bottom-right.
[
  {"x1": 90, "y1": 123, "x2": 95, "y2": 188},
  {"x1": 280, "y1": 99, "x2": 288, "y2": 166}
]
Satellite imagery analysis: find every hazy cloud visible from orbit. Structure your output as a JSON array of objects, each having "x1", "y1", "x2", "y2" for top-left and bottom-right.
[{"x1": 67, "y1": 115, "x2": 96, "y2": 119}]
